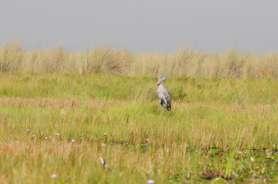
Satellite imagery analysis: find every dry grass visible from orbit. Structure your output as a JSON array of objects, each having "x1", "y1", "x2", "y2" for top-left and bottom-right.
[{"x1": 1, "y1": 42, "x2": 278, "y2": 78}]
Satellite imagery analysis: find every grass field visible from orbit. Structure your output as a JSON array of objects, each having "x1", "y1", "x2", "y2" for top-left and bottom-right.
[{"x1": 0, "y1": 73, "x2": 277, "y2": 183}]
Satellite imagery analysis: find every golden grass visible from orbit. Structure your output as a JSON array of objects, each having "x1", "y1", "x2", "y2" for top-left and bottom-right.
[{"x1": 1, "y1": 42, "x2": 278, "y2": 78}]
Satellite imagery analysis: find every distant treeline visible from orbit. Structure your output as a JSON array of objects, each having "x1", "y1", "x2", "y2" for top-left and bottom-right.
[{"x1": 1, "y1": 42, "x2": 278, "y2": 78}]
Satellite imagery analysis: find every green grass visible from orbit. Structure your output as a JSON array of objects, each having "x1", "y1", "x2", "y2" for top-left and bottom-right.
[{"x1": 0, "y1": 74, "x2": 277, "y2": 183}]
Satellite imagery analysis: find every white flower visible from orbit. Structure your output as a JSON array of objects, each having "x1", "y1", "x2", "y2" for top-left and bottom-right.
[
  {"x1": 147, "y1": 179, "x2": 155, "y2": 184},
  {"x1": 50, "y1": 173, "x2": 58, "y2": 179}
]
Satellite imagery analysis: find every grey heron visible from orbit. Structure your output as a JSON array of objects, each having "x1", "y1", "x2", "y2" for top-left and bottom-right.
[{"x1": 157, "y1": 76, "x2": 171, "y2": 111}]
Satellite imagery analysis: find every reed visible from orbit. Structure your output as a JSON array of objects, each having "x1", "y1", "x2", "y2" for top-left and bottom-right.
[{"x1": 1, "y1": 42, "x2": 278, "y2": 78}]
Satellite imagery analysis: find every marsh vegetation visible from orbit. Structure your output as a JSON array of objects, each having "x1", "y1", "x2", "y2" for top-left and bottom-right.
[{"x1": 0, "y1": 44, "x2": 277, "y2": 183}]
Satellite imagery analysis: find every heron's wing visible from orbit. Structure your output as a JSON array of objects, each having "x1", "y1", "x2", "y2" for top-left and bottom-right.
[{"x1": 157, "y1": 85, "x2": 170, "y2": 98}]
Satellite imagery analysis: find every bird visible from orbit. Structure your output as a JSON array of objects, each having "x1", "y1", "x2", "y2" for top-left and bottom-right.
[
  {"x1": 156, "y1": 76, "x2": 171, "y2": 111},
  {"x1": 99, "y1": 156, "x2": 107, "y2": 169}
]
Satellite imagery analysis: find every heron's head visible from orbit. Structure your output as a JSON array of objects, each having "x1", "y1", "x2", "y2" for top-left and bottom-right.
[{"x1": 157, "y1": 76, "x2": 166, "y2": 85}]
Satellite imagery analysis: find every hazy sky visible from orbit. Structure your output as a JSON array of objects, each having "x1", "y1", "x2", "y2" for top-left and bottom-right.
[{"x1": 1, "y1": 0, "x2": 278, "y2": 52}]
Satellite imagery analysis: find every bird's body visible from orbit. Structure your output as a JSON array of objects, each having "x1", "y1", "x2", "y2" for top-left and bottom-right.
[{"x1": 157, "y1": 76, "x2": 171, "y2": 111}]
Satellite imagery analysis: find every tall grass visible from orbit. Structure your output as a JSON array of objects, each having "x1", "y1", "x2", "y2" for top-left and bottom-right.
[{"x1": 2, "y1": 42, "x2": 278, "y2": 78}]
